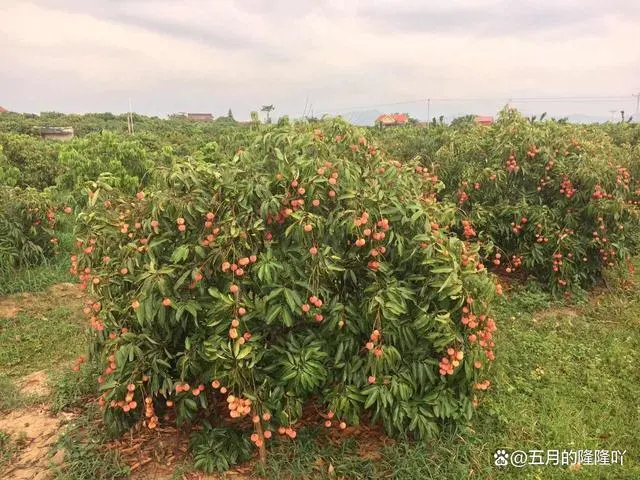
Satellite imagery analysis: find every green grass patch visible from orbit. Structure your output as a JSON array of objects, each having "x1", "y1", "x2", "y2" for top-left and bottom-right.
[
  {"x1": 0, "y1": 374, "x2": 49, "y2": 411},
  {"x1": 0, "y1": 256, "x2": 74, "y2": 296},
  {"x1": 467, "y1": 282, "x2": 639, "y2": 479},
  {"x1": 258, "y1": 429, "x2": 376, "y2": 479},
  {"x1": 0, "y1": 429, "x2": 25, "y2": 470},
  {"x1": 0, "y1": 307, "x2": 86, "y2": 378},
  {"x1": 0, "y1": 304, "x2": 87, "y2": 411},
  {"x1": 49, "y1": 361, "x2": 100, "y2": 415}
]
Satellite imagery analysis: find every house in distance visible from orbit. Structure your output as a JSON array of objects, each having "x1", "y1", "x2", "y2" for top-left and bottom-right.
[
  {"x1": 474, "y1": 115, "x2": 494, "y2": 126},
  {"x1": 187, "y1": 113, "x2": 214, "y2": 121},
  {"x1": 375, "y1": 113, "x2": 410, "y2": 127},
  {"x1": 171, "y1": 112, "x2": 214, "y2": 121},
  {"x1": 40, "y1": 126, "x2": 74, "y2": 141}
]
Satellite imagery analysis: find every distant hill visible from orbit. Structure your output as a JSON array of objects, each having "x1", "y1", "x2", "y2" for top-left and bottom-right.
[
  {"x1": 340, "y1": 110, "x2": 383, "y2": 126},
  {"x1": 564, "y1": 114, "x2": 610, "y2": 124}
]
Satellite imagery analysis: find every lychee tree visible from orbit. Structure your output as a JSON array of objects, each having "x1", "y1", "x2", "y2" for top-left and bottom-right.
[
  {"x1": 0, "y1": 186, "x2": 62, "y2": 273},
  {"x1": 382, "y1": 109, "x2": 640, "y2": 295},
  {"x1": 71, "y1": 119, "x2": 498, "y2": 470}
]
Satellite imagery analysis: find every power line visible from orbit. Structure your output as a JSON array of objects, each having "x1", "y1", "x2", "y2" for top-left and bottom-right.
[
  {"x1": 318, "y1": 94, "x2": 635, "y2": 115},
  {"x1": 318, "y1": 99, "x2": 426, "y2": 114},
  {"x1": 510, "y1": 98, "x2": 632, "y2": 104},
  {"x1": 433, "y1": 95, "x2": 630, "y2": 102}
]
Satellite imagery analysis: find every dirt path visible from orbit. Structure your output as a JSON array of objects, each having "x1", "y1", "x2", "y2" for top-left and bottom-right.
[
  {"x1": 0, "y1": 352, "x2": 78, "y2": 480},
  {"x1": 17, "y1": 371, "x2": 51, "y2": 398},
  {"x1": 0, "y1": 283, "x2": 86, "y2": 479},
  {"x1": 0, "y1": 406, "x2": 75, "y2": 480},
  {"x1": 0, "y1": 283, "x2": 87, "y2": 320}
]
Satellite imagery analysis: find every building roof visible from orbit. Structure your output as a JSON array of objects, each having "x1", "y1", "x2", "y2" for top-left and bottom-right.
[
  {"x1": 375, "y1": 113, "x2": 410, "y2": 125},
  {"x1": 40, "y1": 126, "x2": 74, "y2": 134},
  {"x1": 187, "y1": 113, "x2": 214, "y2": 120},
  {"x1": 376, "y1": 114, "x2": 394, "y2": 124},
  {"x1": 392, "y1": 113, "x2": 409, "y2": 123},
  {"x1": 0, "y1": 106, "x2": 7, "y2": 113},
  {"x1": 474, "y1": 115, "x2": 494, "y2": 125}
]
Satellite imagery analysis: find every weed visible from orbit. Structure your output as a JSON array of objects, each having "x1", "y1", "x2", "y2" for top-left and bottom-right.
[
  {"x1": 50, "y1": 361, "x2": 100, "y2": 414},
  {"x1": 51, "y1": 404, "x2": 130, "y2": 480},
  {"x1": 0, "y1": 430, "x2": 20, "y2": 469},
  {"x1": 0, "y1": 257, "x2": 74, "y2": 296}
]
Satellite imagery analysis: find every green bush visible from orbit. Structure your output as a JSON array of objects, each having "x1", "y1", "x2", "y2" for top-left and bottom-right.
[
  {"x1": 381, "y1": 109, "x2": 640, "y2": 294},
  {"x1": 0, "y1": 133, "x2": 61, "y2": 188},
  {"x1": 56, "y1": 131, "x2": 154, "y2": 201},
  {"x1": 0, "y1": 145, "x2": 20, "y2": 186},
  {"x1": 70, "y1": 120, "x2": 498, "y2": 466},
  {"x1": 0, "y1": 186, "x2": 67, "y2": 272}
]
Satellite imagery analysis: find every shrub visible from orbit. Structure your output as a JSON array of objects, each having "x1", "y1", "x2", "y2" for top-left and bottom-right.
[
  {"x1": 70, "y1": 120, "x2": 498, "y2": 464},
  {"x1": 190, "y1": 424, "x2": 253, "y2": 473},
  {"x1": 0, "y1": 145, "x2": 20, "y2": 187},
  {"x1": 0, "y1": 133, "x2": 61, "y2": 188},
  {"x1": 56, "y1": 131, "x2": 154, "y2": 201},
  {"x1": 0, "y1": 186, "x2": 63, "y2": 273},
  {"x1": 388, "y1": 109, "x2": 640, "y2": 294}
]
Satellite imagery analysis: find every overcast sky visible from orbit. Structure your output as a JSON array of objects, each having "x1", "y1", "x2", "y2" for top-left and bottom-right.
[{"x1": 1, "y1": 0, "x2": 639, "y2": 121}]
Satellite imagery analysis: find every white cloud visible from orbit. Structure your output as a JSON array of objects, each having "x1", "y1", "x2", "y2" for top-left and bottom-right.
[
  {"x1": 0, "y1": 0, "x2": 638, "y2": 118},
  {"x1": 0, "y1": 3, "x2": 262, "y2": 85}
]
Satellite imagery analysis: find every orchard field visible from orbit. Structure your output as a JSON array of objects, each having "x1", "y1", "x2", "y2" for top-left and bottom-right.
[{"x1": 0, "y1": 110, "x2": 639, "y2": 479}]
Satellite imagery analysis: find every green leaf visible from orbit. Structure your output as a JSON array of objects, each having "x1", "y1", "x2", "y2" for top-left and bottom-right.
[
  {"x1": 265, "y1": 305, "x2": 283, "y2": 324},
  {"x1": 283, "y1": 288, "x2": 301, "y2": 312},
  {"x1": 171, "y1": 245, "x2": 190, "y2": 263},
  {"x1": 364, "y1": 388, "x2": 379, "y2": 409},
  {"x1": 236, "y1": 346, "x2": 253, "y2": 360}
]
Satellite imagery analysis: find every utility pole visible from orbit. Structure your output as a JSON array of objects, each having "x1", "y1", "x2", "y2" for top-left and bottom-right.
[
  {"x1": 426, "y1": 98, "x2": 431, "y2": 126},
  {"x1": 634, "y1": 92, "x2": 640, "y2": 120},
  {"x1": 128, "y1": 98, "x2": 134, "y2": 134}
]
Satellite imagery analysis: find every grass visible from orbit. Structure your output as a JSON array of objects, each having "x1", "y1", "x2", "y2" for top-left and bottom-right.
[
  {"x1": 467, "y1": 278, "x2": 639, "y2": 479},
  {"x1": 0, "y1": 255, "x2": 74, "y2": 296},
  {"x1": 0, "y1": 260, "x2": 123, "y2": 479},
  {"x1": 0, "y1": 307, "x2": 86, "y2": 378},
  {"x1": 0, "y1": 301, "x2": 87, "y2": 411},
  {"x1": 0, "y1": 375, "x2": 49, "y2": 411},
  {"x1": 257, "y1": 431, "x2": 377, "y2": 479},
  {"x1": 0, "y1": 429, "x2": 29, "y2": 473},
  {"x1": 0, "y1": 429, "x2": 21, "y2": 470},
  {"x1": 49, "y1": 361, "x2": 101, "y2": 414}
]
